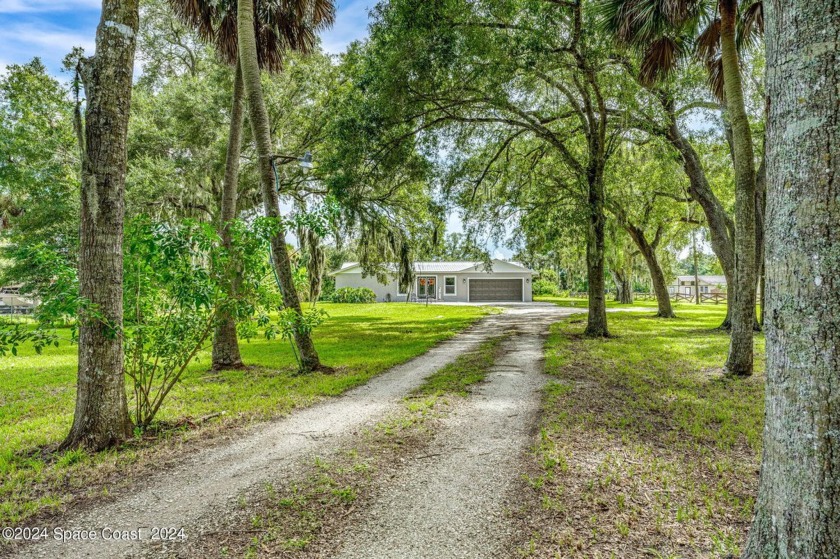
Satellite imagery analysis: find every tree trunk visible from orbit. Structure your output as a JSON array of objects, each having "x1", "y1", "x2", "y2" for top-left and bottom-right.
[
  {"x1": 212, "y1": 60, "x2": 246, "y2": 371},
  {"x1": 741, "y1": 2, "x2": 840, "y2": 556},
  {"x1": 236, "y1": 0, "x2": 323, "y2": 372},
  {"x1": 611, "y1": 269, "x2": 632, "y2": 304},
  {"x1": 664, "y1": 112, "x2": 735, "y2": 327},
  {"x1": 626, "y1": 226, "x2": 675, "y2": 319},
  {"x1": 720, "y1": 0, "x2": 757, "y2": 376},
  {"x1": 61, "y1": 0, "x2": 138, "y2": 450},
  {"x1": 755, "y1": 141, "x2": 767, "y2": 328},
  {"x1": 585, "y1": 172, "x2": 609, "y2": 337}
]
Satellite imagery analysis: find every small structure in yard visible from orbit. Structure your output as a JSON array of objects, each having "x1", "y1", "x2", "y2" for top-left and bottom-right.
[
  {"x1": 331, "y1": 260, "x2": 536, "y2": 303},
  {"x1": 668, "y1": 275, "x2": 727, "y2": 302},
  {"x1": 0, "y1": 285, "x2": 35, "y2": 315}
]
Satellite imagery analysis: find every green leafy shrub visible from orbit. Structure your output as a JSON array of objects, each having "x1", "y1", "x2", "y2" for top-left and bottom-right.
[
  {"x1": 330, "y1": 287, "x2": 376, "y2": 304},
  {"x1": 319, "y1": 275, "x2": 336, "y2": 301},
  {"x1": 123, "y1": 217, "x2": 274, "y2": 429},
  {"x1": 533, "y1": 278, "x2": 560, "y2": 296}
]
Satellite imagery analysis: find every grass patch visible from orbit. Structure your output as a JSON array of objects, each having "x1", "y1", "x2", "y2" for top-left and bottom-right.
[
  {"x1": 521, "y1": 305, "x2": 765, "y2": 558},
  {"x1": 412, "y1": 334, "x2": 508, "y2": 396},
  {"x1": 535, "y1": 295, "x2": 664, "y2": 308},
  {"x1": 0, "y1": 302, "x2": 489, "y2": 525}
]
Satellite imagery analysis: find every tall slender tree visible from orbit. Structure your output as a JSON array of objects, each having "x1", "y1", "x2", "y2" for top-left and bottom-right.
[
  {"x1": 237, "y1": 0, "x2": 332, "y2": 371},
  {"x1": 742, "y1": 1, "x2": 839, "y2": 556},
  {"x1": 212, "y1": 60, "x2": 247, "y2": 369},
  {"x1": 168, "y1": 0, "x2": 334, "y2": 369},
  {"x1": 61, "y1": 0, "x2": 140, "y2": 450}
]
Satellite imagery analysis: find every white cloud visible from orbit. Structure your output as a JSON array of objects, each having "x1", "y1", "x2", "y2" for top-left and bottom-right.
[
  {"x1": 0, "y1": 0, "x2": 101, "y2": 14},
  {"x1": 0, "y1": 21, "x2": 94, "y2": 76}
]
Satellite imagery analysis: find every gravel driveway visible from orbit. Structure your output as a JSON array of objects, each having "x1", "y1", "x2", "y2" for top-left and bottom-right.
[
  {"x1": 9, "y1": 304, "x2": 569, "y2": 559},
  {"x1": 329, "y1": 308, "x2": 553, "y2": 559}
]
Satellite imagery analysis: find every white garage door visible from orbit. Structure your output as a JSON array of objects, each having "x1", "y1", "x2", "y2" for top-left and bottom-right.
[{"x1": 468, "y1": 279, "x2": 523, "y2": 302}]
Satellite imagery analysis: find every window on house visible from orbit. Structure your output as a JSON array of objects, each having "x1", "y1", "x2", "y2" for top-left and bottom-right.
[{"x1": 444, "y1": 276, "x2": 456, "y2": 296}]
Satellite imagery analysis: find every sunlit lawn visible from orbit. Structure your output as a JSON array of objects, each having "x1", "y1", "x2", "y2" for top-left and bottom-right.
[
  {"x1": 526, "y1": 303, "x2": 766, "y2": 557},
  {"x1": 0, "y1": 302, "x2": 489, "y2": 524}
]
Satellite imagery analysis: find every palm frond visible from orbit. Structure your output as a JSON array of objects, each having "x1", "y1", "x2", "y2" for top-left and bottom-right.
[
  {"x1": 595, "y1": 0, "x2": 702, "y2": 45},
  {"x1": 169, "y1": 0, "x2": 336, "y2": 72},
  {"x1": 705, "y1": 55, "x2": 725, "y2": 101},
  {"x1": 736, "y1": 1, "x2": 763, "y2": 51},
  {"x1": 696, "y1": 17, "x2": 721, "y2": 63},
  {"x1": 639, "y1": 36, "x2": 681, "y2": 85}
]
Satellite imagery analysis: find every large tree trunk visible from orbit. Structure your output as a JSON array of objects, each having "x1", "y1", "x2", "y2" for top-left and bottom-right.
[
  {"x1": 626, "y1": 225, "x2": 675, "y2": 319},
  {"x1": 212, "y1": 60, "x2": 246, "y2": 371},
  {"x1": 719, "y1": 0, "x2": 757, "y2": 376},
  {"x1": 585, "y1": 172, "x2": 609, "y2": 337},
  {"x1": 61, "y1": 0, "x2": 138, "y2": 451},
  {"x1": 741, "y1": 2, "x2": 840, "y2": 556},
  {"x1": 237, "y1": 0, "x2": 323, "y2": 372}
]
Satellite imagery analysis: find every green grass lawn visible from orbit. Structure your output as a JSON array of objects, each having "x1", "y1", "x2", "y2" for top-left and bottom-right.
[
  {"x1": 535, "y1": 294, "x2": 734, "y2": 311},
  {"x1": 525, "y1": 304, "x2": 765, "y2": 558},
  {"x1": 535, "y1": 294, "x2": 658, "y2": 308},
  {"x1": 0, "y1": 302, "x2": 489, "y2": 525}
]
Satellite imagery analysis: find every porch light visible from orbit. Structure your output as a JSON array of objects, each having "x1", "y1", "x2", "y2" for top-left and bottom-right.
[
  {"x1": 299, "y1": 151, "x2": 314, "y2": 171},
  {"x1": 270, "y1": 150, "x2": 314, "y2": 171},
  {"x1": 462, "y1": 278, "x2": 467, "y2": 284}
]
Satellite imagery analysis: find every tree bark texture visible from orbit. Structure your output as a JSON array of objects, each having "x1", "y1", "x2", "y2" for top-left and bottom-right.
[
  {"x1": 720, "y1": 0, "x2": 757, "y2": 376},
  {"x1": 237, "y1": 0, "x2": 323, "y2": 372},
  {"x1": 626, "y1": 225, "x2": 675, "y2": 318},
  {"x1": 585, "y1": 170, "x2": 609, "y2": 337},
  {"x1": 742, "y1": 1, "x2": 840, "y2": 556},
  {"x1": 611, "y1": 269, "x2": 633, "y2": 304},
  {"x1": 62, "y1": 0, "x2": 138, "y2": 450},
  {"x1": 212, "y1": 60, "x2": 246, "y2": 371}
]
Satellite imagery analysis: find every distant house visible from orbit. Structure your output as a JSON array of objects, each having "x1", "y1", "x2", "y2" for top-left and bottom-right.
[
  {"x1": 0, "y1": 285, "x2": 35, "y2": 315},
  {"x1": 668, "y1": 275, "x2": 727, "y2": 298},
  {"x1": 331, "y1": 260, "x2": 536, "y2": 303}
]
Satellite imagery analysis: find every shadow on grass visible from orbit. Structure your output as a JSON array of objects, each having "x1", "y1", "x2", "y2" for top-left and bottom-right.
[{"x1": 524, "y1": 308, "x2": 764, "y2": 557}]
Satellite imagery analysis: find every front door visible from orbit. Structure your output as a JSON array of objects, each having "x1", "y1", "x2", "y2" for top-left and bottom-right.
[{"x1": 418, "y1": 276, "x2": 436, "y2": 299}]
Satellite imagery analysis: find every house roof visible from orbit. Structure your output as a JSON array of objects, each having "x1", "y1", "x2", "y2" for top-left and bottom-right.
[
  {"x1": 331, "y1": 259, "x2": 535, "y2": 276},
  {"x1": 673, "y1": 275, "x2": 727, "y2": 285}
]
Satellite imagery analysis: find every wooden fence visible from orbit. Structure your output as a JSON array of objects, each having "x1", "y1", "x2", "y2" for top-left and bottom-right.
[
  {"x1": 671, "y1": 292, "x2": 728, "y2": 304},
  {"x1": 564, "y1": 291, "x2": 728, "y2": 305}
]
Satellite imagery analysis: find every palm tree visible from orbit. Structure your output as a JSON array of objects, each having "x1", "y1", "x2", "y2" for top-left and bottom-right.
[
  {"x1": 169, "y1": 0, "x2": 334, "y2": 371},
  {"x1": 597, "y1": 0, "x2": 763, "y2": 376},
  {"x1": 237, "y1": 0, "x2": 333, "y2": 372}
]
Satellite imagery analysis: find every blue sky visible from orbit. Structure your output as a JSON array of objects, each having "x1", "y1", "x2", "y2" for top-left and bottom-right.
[{"x1": 0, "y1": 0, "x2": 375, "y2": 75}]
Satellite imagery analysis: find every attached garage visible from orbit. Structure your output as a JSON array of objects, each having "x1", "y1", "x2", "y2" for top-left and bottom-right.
[{"x1": 468, "y1": 278, "x2": 523, "y2": 302}]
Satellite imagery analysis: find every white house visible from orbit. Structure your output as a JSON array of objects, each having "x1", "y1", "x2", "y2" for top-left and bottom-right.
[
  {"x1": 0, "y1": 285, "x2": 35, "y2": 315},
  {"x1": 331, "y1": 260, "x2": 536, "y2": 303},
  {"x1": 668, "y1": 275, "x2": 727, "y2": 298}
]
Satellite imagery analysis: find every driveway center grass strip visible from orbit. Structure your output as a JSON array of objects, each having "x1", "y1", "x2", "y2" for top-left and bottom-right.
[
  {"x1": 520, "y1": 305, "x2": 765, "y2": 558},
  {"x1": 0, "y1": 302, "x2": 489, "y2": 526},
  {"x1": 411, "y1": 333, "x2": 509, "y2": 397}
]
